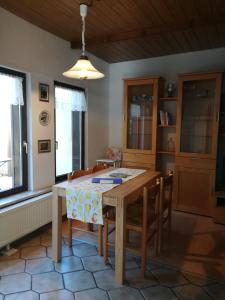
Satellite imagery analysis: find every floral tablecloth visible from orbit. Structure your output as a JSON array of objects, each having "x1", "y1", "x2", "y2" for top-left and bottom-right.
[{"x1": 66, "y1": 168, "x2": 145, "y2": 225}]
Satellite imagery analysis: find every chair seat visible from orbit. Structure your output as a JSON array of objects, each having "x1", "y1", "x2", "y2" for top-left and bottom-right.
[{"x1": 105, "y1": 200, "x2": 157, "y2": 227}]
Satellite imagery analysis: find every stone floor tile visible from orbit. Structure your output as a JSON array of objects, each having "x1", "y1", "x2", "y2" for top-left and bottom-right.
[
  {"x1": 63, "y1": 237, "x2": 83, "y2": 246},
  {"x1": 54, "y1": 256, "x2": 83, "y2": 273},
  {"x1": 146, "y1": 260, "x2": 164, "y2": 271},
  {"x1": 82, "y1": 255, "x2": 111, "y2": 272},
  {"x1": 47, "y1": 244, "x2": 72, "y2": 258},
  {"x1": 21, "y1": 246, "x2": 46, "y2": 259},
  {"x1": 40, "y1": 289, "x2": 74, "y2": 300},
  {"x1": 173, "y1": 284, "x2": 211, "y2": 300},
  {"x1": 32, "y1": 271, "x2": 63, "y2": 293},
  {"x1": 109, "y1": 256, "x2": 139, "y2": 270},
  {"x1": 25, "y1": 257, "x2": 54, "y2": 274},
  {"x1": 183, "y1": 273, "x2": 216, "y2": 287},
  {"x1": 5, "y1": 291, "x2": 39, "y2": 300},
  {"x1": 109, "y1": 286, "x2": 143, "y2": 300},
  {"x1": 0, "y1": 259, "x2": 25, "y2": 276},
  {"x1": 75, "y1": 288, "x2": 108, "y2": 300},
  {"x1": 125, "y1": 268, "x2": 158, "y2": 289},
  {"x1": 93, "y1": 269, "x2": 123, "y2": 290},
  {"x1": 17, "y1": 236, "x2": 41, "y2": 249},
  {"x1": 152, "y1": 268, "x2": 188, "y2": 288},
  {"x1": 141, "y1": 286, "x2": 177, "y2": 300},
  {"x1": 0, "y1": 273, "x2": 31, "y2": 294},
  {"x1": 72, "y1": 243, "x2": 98, "y2": 257},
  {"x1": 0, "y1": 251, "x2": 20, "y2": 262},
  {"x1": 40, "y1": 233, "x2": 52, "y2": 247},
  {"x1": 64, "y1": 270, "x2": 96, "y2": 292},
  {"x1": 204, "y1": 283, "x2": 225, "y2": 300}
]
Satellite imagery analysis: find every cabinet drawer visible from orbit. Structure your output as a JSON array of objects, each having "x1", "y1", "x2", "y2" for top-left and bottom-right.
[
  {"x1": 122, "y1": 161, "x2": 155, "y2": 170},
  {"x1": 175, "y1": 156, "x2": 216, "y2": 170},
  {"x1": 123, "y1": 152, "x2": 155, "y2": 164}
]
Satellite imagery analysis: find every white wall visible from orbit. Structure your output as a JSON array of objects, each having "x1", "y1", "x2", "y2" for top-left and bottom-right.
[
  {"x1": 0, "y1": 7, "x2": 109, "y2": 190},
  {"x1": 108, "y1": 48, "x2": 225, "y2": 147}
]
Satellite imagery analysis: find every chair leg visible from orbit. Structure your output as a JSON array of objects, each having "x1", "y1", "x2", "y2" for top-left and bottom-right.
[
  {"x1": 126, "y1": 229, "x2": 130, "y2": 245},
  {"x1": 141, "y1": 232, "x2": 147, "y2": 277},
  {"x1": 158, "y1": 214, "x2": 163, "y2": 255},
  {"x1": 98, "y1": 225, "x2": 103, "y2": 256},
  {"x1": 87, "y1": 223, "x2": 94, "y2": 232},
  {"x1": 103, "y1": 219, "x2": 109, "y2": 264},
  {"x1": 168, "y1": 205, "x2": 172, "y2": 236},
  {"x1": 68, "y1": 219, "x2": 72, "y2": 247}
]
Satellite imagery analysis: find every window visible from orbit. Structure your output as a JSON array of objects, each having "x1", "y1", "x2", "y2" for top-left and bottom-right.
[
  {"x1": 0, "y1": 67, "x2": 27, "y2": 197},
  {"x1": 54, "y1": 81, "x2": 86, "y2": 182}
]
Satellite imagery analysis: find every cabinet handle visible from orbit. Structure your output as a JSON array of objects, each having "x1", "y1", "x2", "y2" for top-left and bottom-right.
[
  {"x1": 190, "y1": 157, "x2": 199, "y2": 160},
  {"x1": 216, "y1": 112, "x2": 220, "y2": 122}
]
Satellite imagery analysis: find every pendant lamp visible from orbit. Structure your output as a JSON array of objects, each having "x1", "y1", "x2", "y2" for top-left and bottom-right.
[{"x1": 63, "y1": 4, "x2": 104, "y2": 80}]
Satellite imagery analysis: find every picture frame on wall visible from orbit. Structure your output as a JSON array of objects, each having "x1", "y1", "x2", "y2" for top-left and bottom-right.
[
  {"x1": 39, "y1": 83, "x2": 49, "y2": 102},
  {"x1": 38, "y1": 139, "x2": 51, "y2": 153}
]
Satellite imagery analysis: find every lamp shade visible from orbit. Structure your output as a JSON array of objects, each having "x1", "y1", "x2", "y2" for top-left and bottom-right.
[{"x1": 63, "y1": 55, "x2": 104, "y2": 80}]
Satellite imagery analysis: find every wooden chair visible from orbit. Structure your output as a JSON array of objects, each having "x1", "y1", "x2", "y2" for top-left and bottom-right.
[
  {"x1": 103, "y1": 179, "x2": 161, "y2": 277},
  {"x1": 67, "y1": 169, "x2": 102, "y2": 255},
  {"x1": 92, "y1": 164, "x2": 108, "y2": 173},
  {"x1": 158, "y1": 170, "x2": 174, "y2": 254},
  {"x1": 67, "y1": 168, "x2": 93, "y2": 181}
]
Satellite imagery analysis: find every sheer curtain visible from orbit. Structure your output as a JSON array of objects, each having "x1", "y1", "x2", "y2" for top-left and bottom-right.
[
  {"x1": 0, "y1": 73, "x2": 23, "y2": 175},
  {"x1": 55, "y1": 86, "x2": 87, "y2": 176}
]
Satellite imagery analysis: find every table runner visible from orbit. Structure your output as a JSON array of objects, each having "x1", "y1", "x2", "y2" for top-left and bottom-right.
[{"x1": 66, "y1": 168, "x2": 145, "y2": 225}]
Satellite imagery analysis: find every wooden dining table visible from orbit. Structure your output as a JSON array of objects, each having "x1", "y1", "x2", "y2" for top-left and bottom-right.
[{"x1": 52, "y1": 168, "x2": 160, "y2": 284}]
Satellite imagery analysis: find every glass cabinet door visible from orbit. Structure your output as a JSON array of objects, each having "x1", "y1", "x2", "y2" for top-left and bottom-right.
[
  {"x1": 127, "y1": 84, "x2": 154, "y2": 150},
  {"x1": 180, "y1": 78, "x2": 216, "y2": 155}
]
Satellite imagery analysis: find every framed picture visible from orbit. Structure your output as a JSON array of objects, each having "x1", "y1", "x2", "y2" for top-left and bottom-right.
[
  {"x1": 39, "y1": 83, "x2": 49, "y2": 102},
  {"x1": 38, "y1": 139, "x2": 51, "y2": 153},
  {"x1": 39, "y1": 110, "x2": 50, "y2": 126}
]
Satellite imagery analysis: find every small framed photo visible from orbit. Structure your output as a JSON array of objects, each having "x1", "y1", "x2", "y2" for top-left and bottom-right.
[
  {"x1": 39, "y1": 83, "x2": 49, "y2": 102},
  {"x1": 38, "y1": 139, "x2": 51, "y2": 153}
]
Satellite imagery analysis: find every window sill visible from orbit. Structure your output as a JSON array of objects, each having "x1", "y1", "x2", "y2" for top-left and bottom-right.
[{"x1": 0, "y1": 187, "x2": 52, "y2": 209}]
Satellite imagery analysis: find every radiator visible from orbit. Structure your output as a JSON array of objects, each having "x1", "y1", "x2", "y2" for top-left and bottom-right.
[{"x1": 0, "y1": 192, "x2": 66, "y2": 248}]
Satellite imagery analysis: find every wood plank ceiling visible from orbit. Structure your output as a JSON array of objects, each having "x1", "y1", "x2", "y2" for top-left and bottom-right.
[{"x1": 0, "y1": 0, "x2": 225, "y2": 63}]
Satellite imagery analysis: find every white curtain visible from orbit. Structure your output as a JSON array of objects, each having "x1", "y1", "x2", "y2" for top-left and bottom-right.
[
  {"x1": 0, "y1": 73, "x2": 24, "y2": 105},
  {"x1": 0, "y1": 73, "x2": 23, "y2": 176},
  {"x1": 55, "y1": 86, "x2": 87, "y2": 112},
  {"x1": 55, "y1": 86, "x2": 86, "y2": 177}
]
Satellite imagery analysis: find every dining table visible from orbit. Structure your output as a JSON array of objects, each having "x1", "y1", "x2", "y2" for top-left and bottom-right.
[{"x1": 52, "y1": 168, "x2": 160, "y2": 284}]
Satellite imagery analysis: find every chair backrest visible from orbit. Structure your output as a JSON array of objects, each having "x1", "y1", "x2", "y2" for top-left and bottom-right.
[
  {"x1": 67, "y1": 168, "x2": 93, "y2": 181},
  {"x1": 159, "y1": 170, "x2": 174, "y2": 209},
  {"x1": 143, "y1": 180, "x2": 161, "y2": 224},
  {"x1": 92, "y1": 164, "x2": 108, "y2": 173}
]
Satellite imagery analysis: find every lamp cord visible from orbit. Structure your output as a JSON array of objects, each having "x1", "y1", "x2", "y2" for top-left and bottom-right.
[{"x1": 81, "y1": 15, "x2": 86, "y2": 56}]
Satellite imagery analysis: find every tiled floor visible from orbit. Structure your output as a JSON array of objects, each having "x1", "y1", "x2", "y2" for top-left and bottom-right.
[{"x1": 0, "y1": 212, "x2": 225, "y2": 299}]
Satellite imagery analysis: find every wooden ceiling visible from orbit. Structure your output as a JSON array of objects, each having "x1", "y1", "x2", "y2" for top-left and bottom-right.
[{"x1": 1, "y1": 0, "x2": 225, "y2": 63}]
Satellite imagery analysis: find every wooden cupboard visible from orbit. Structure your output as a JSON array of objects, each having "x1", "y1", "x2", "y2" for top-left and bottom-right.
[
  {"x1": 122, "y1": 77, "x2": 163, "y2": 169},
  {"x1": 174, "y1": 71, "x2": 223, "y2": 216}
]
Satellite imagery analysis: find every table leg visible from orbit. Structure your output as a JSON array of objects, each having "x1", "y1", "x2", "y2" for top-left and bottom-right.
[
  {"x1": 52, "y1": 186, "x2": 62, "y2": 262},
  {"x1": 115, "y1": 197, "x2": 126, "y2": 284}
]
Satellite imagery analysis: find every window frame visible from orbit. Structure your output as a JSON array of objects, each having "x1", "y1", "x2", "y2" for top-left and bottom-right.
[
  {"x1": 54, "y1": 81, "x2": 85, "y2": 183},
  {"x1": 0, "y1": 66, "x2": 28, "y2": 198}
]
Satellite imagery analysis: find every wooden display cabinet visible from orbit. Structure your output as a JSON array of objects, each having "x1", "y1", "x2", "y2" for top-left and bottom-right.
[
  {"x1": 174, "y1": 71, "x2": 223, "y2": 216},
  {"x1": 122, "y1": 77, "x2": 163, "y2": 169},
  {"x1": 156, "y1": 96, "x2": 177, "y2": 175}
]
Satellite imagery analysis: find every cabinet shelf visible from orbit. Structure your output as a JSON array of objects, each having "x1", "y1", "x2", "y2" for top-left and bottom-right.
[
  {"x1": 158, "y1": 125, "x2": 176, "y2": 128},
  {"x1": 157, "y1": 151, "x2": 175, "y2": 155},
  {"x1": 159, "y1": 97, "x2": 177, "y2": 101}
]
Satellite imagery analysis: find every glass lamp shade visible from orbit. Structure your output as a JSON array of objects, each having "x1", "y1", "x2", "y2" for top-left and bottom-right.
[{"x1": 63, "y1": 55, "x2": 104, "y2": 80}]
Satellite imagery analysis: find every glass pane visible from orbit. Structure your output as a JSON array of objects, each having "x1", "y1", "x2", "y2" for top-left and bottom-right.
[
  {"x1": 180, "y1": 79, "x2": 215, "y2": 154},
  {"x1": 0, "y1": 101, "x2": 23, "y2": 192},
  {"x1": 127, "y1": 84, "x2": 153, "y2": 150},
  {"x1": 55, "y1": 87, "x2": 83, "y2": 177}
]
